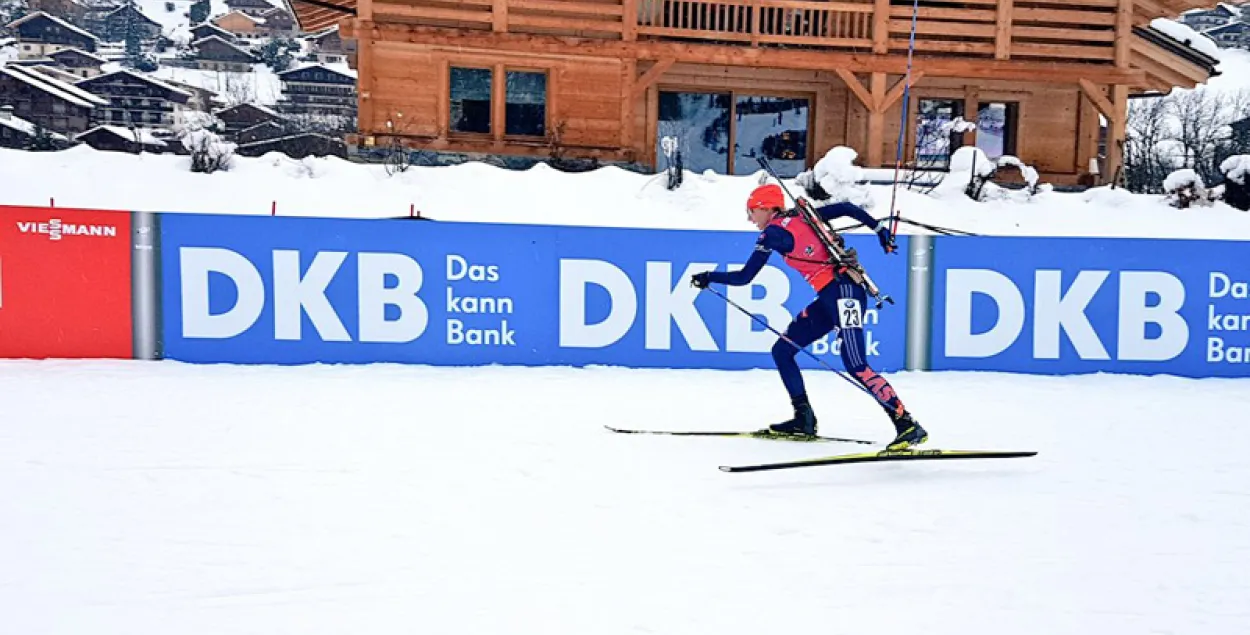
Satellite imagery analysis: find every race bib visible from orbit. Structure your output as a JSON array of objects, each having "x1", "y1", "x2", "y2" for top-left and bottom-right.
[{"x1": 838, "y1": 298, "x2": 863, "y2": 329}]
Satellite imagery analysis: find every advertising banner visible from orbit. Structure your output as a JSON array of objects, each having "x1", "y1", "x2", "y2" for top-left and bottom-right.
[
  {"x1": 0, "y1": 206, "x2": 133, "y2": 359},
  {"x1": 929, "y1": 236, "x2": 1250, "y2": 377},
  {"x1": 159, "y1": 213, "x2": 909, "y2": 372}
]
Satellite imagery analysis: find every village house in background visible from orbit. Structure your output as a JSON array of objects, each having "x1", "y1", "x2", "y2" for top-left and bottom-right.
[
  {"x1": 47, "y1": 47, "x2": 107, "y2": 79},
  {"x1": 192, "y1": 34, "x2": 260, "y2": 72},
  {"x1": 76, "y1": 69, "x2": 193, "y2": 127},
  {"x1": 227, "y1": 0, "x2": 281, "y2": 19},
  {"x1": 1178, "y1": 2, "x2": 1250, "y2": 50},
  {"x1": 275, "y1": 62, "x2": 355, "y2": 123},
  {"x1": 0, "y1": 104, "x2": 72, "y2": 149},
  {"x1": 73, "y1": 124, "x2": 170, "y2": 153},
  {"x1": 98, "y1": 4, "x2": 162, "y2": 43},
  {"x1": 0, "y1": 63, "x2": 108, "y2": 135},
  {"x1": 6, "y1": 11, "x2": 100, "y2": 59},
  {"x1": 189, "y1": 21, "x2": 237, "y2": 43},
  {"x1": 286, "y1": 0, "x2": 1218, "y2": 185},
  {"x1": 213, "y1": 10, "x2": 266, "y2": 42},
  {"x1": 302, "y1": 25, "x2": 345, "y2": 64}
]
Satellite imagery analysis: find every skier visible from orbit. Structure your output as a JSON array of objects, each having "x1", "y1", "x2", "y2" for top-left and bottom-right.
[{"x1": 690, "y1": 183, "x2": 928, "y2": 451}]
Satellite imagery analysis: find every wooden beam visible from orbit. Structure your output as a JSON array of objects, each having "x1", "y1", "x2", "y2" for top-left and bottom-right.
[
  {"x1": 879, "y1": 70, "x2": 925, "y2": 112},
  {"x1": 867, "y1": 72, "x2": 885, "y2": 166},
  {"x1": 1078, "y1": 79, "x2": 1115, "y2": 119},
  {"x1": 357, "y1": 22, "x2": 1148, "y2": 86},
  {"x1": 358, "y1": 24, "x2": 376, "y2": 133},
  {"x1": 963, "y1": 85, "x2": 979, "y2": 147},
  {"x1": 1106, "y1": 84, "x2": 1128, "y2": 185},
  {"x1": 492, "y1": 0, "x2": 506, "y2": 32},
  {"x1": 1115, "y1": 0, "x2": 1133, "y2": 67},
  {"x1": 995, "y1": 0, "x2": 1013, "y2": 60},
  {"x1": 632, "y1": 58, "x2": 673, "y2": 98},
  {"x1": 621, "y1": 0, "x2": 636, "y2": 41},
  {"x1": 873, "y1": 0, "x2": 890, "y2": 54},
  {"x1": 835, "y1": 68, "x2": 873, "y2": 109},
  {"x1": 621, "y1": 59, "x2": 635, "y2": 150}
]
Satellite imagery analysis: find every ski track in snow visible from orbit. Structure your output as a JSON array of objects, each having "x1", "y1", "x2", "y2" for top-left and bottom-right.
[{"x1": 1, "y1": 359, "x2": 1248, "y2": 634}]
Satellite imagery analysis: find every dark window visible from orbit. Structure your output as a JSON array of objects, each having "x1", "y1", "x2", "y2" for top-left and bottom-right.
[
  {"x1": 657, "y1": 91, "x2": 731, "y2": 174},
  {"x1": 976, "y1": 101, "x2": 1019, "y2": 159},
  {"x1": 915, "y1": 98, "x2": 964, "y2": 169},
  {"x1": 505, "y1": 70, "x2": 546, "y2": 137},
  {"x1": 450, "y1": 66, "x2": 491, "y2": 134},
  {"x1": 732, "y1": 95, "x2": 809, "y2": 177}
]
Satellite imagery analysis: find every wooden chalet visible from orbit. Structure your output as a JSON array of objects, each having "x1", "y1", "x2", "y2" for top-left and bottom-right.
[
  {"x1": 190, "y1": 21, "x2": 239, "y2": 42},
  {"x1": 193, "y1": 35, "x2": 262, "y2": 71},
  {"x1": 6, "y1": 11, "x2": 100, "y2": 59},
  {"x1": 0, "y1": 63, "x2": 109, "y2": 135},
  {"x1": 285, "y1": 0, "x2": 1221, "y2": 183},
  {"x1": 99, "y1": 4, "x2": 163, "y2": 42},
  {"x1": 75, "y1": 69, "x2": 194, "y2": 127},
  {"x1": 47, "y1": 47, "x2": 108, "y2": 79}
]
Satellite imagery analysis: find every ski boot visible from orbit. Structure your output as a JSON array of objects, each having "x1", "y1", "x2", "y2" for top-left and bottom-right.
[
  {"x1": 886, "y1": 409, "x2": 928, "y2": 451},
  {"x1": 767, "y1": 395, "x2": 818, "y2": 437}
]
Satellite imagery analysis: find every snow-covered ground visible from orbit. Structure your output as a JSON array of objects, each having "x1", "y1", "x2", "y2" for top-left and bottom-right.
[
  {"x1": 0, "y1": 359, "x2": 1246, "y2": 635},
  {"x1": 3, "y1": 144, "x2": 1250, "y2": 239}
]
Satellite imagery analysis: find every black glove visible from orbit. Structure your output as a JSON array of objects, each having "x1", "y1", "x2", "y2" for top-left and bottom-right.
[
  {"x1": 691, "y1": 272, "x2": 711, "y2": 289},
  {"x1": 874, "y1": 220, "x2": 897, "y2": 254}
]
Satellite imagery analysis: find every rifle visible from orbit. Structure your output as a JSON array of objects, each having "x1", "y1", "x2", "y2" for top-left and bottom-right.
[{"x1": 755, "y1": 157, "x2": 895, "y2": 309}]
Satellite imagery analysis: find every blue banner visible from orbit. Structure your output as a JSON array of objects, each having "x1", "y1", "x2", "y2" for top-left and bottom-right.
[
  {"x1": 929, "y1": 236, "x2": 1250, "y2": 377},
  {"x1": 159, "y1": 214, "x2": 909, "y2": 371}
]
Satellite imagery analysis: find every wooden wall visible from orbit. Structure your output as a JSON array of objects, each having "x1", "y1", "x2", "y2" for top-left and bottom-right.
[{"x1": 363, "y1": 41, "x2": 1097, "y2": 181}]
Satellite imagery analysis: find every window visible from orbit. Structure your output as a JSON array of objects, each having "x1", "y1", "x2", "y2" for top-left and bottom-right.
[
  {"x1": 914, "y1": 98, "x2": 964, "y2": 169},
  {"x1": 450, "y1": 66, "x2": 491, "y2": 134},
  {"x1": 975, "y1": 102, "x2": 1018, "y2": 160},
  {"x1": 732, "y1": 95, "x2": 809, "y2": 177},
  {"x1": 656, "y1": 91, "x2": 811, "y2": 177},
  {"x1": 657, "y1": 91, "x2": 731, "y2": 174},
  {"x1": 505, "y1": 70, "x2": 546, "y2": 136}
]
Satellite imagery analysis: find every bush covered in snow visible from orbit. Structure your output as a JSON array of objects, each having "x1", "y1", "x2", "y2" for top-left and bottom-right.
[
  {"x1": 1163, "y1": 168, "x2": 1213, "y2": 208},
  {"x1": 794, "y1": 146, "x2": 873, "y2": 209},
  {"x1": 929, "y1": 147, "x2": 1051, "y2": 202},
  {"x1": 1220, "y1": 155, "x2": 1250, "y2": 211}
]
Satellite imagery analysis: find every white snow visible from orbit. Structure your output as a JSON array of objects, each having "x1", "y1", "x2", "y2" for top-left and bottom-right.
[
  {"x1": 102, "y1": 61, "x2": 285, "y2": 105},
  {"x1": 0, "y1": 111, "x2": 69, "y2": 141},
  {"x1": 803, "y1": 146, "x2": 874, "y2": 210},
  {"x1": 1222, "y1": 154, "x2": 1250, "y2": 184},
  {"x1": 1164, "y1": 167, "x2": 1203, "y2": 192},
  {"x1": 0, "y1": 359, "x2": 1246, "y2": 635},
  {"x1": 1151, "y1": 17, "x2": 1223, "y2": 60},
  {"x1": 995, "y1": 155, "x2": 1040, "y2": 188},
  {"x1": 5, "y1": 144, "x2": 1250, "y2": 238}
]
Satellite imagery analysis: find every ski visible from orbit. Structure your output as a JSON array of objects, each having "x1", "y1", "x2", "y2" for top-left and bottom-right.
[
  {"x1": 604, "y1": 425, "x2": 875, "y2": 445},
  {"x1": 719, "y1": 448, "x2": 1038, "y2": 473}
]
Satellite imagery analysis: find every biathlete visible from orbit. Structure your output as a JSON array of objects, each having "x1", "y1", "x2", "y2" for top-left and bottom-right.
[{"x1": 691, "y1": 184, "x2": 927, "y2": 451}]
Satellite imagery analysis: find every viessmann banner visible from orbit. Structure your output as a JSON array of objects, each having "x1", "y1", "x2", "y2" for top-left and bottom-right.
[
  {"x1": 929, "y1": 236, "x2": 1250, "y2": 378},
  {"x1": 0, "y1": 205, "x2": 133, "y2": 359},
  {"x1": 157, "y1": 213, "x2": 910, "y2": 371}
]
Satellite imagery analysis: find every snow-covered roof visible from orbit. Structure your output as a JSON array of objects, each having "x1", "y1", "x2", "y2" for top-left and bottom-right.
[
  {"x1": 31, "y1": 65, "x2": 89, "y2": 84},
  {"x1": 104, "y1": 4, "x2": 162, "y2": 25},
  {"x1": 1150, "y1": 18, "x2": 1223, "y2": 60},
  {"x1": 0, "y1": 109, "x2": 70, "y2": 141},
  {"x1": 80, "y1": 69, "x2": 195, "y2": 99},
  {"x1": 192, "y1": 35, "x2": 258, "y2": 59},
  {"x1": 305, "y1": 24, "x2": 338, "y2": 40},
  {"x1": 280, "y1": 62, "x2": 357, "y2": 80},
  {"x1": 215, "y1": 10, "x2": 264, "y2": 24},
  {"x1": 216, "y1": 101, "x2": 283, "y2": 118},
  {"x1": 0, "y1": 65, "x2": 109, "y2": 109},
  {"x1": 1205, "y1": 21, "x2": 1250, "y2": 35},
  {"x1": 5, "y1": 11, "x2": 102, "y2": 43},
  {"x1": 75, "y1": 125, "x2": 168, "y2": 147},
  {"x1": 48, "y1": 47, "x2": 108, "y2": 64}
]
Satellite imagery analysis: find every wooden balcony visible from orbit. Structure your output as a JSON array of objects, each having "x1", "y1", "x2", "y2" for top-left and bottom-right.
[{"x1": 354, "y1": 0, "x2": 1140, "y2": 64}]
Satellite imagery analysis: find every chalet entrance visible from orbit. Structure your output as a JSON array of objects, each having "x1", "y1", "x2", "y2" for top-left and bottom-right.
[{"x1": 656, "y1": 90, "x2": 811, "y2": 177}]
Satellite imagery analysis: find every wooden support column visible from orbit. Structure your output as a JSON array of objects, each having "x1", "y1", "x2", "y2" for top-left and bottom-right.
[
  {"x1": 867, "y1": 72, "x2": 886, "y2": 166},
  {"x1": 1114, "y1": 0, "x2": 1133, "y2": 67},
  {"x1": 492, "y1": 63, "x2": 505, "y2": 143},
  {"x1": 873, "y1": 0, "x2": 889, "y2": 54},
  {"x1": 622, "y1": 0, "x2": 637, "y2": 41},
  {"x1": 1107, "y1": 84, "x2": 1128, "y2": 185},
  {"x1": 995, "y1": 0, "x2": 1013, "y2": 60},
  {"x1": 356, "y1": 18, "x2": 375, "y2": 134},
  {"x1": 492, "y1": 0, "x2": 508, "y2": 32},
  {"x1": 963, "y1": 86, "x2": 979, "y2": 147},
  {"x1": 620, "y1": 59, "x2": 636, "y2": 150}
]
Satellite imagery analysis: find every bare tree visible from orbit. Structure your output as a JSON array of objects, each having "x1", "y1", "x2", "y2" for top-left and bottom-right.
[{"x1": 1124, "y1": 96, "x2": 1173, "y2": 193}]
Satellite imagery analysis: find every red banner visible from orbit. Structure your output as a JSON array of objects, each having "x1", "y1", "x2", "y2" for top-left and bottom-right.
[{"x1": 0, "y1": 206, "x2": 133, "y2": 359}]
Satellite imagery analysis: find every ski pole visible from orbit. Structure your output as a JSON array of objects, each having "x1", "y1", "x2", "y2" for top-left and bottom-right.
[{"x1": 701, "y1": 285, "x2": 879, "y2": 401}]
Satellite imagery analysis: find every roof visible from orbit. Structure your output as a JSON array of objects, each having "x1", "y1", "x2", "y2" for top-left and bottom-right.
[
  {"x1": 216, "y1": 101, "x2": 284, "y2": 118},
  {"x1": 192, "y1": 34, "x2": 260, "y2": 59},
  {"x1": 75, "y1": 125, "x2": 168, "y2": 147},
  {"x1": 48, "y1": 47, "x2": 108, "y2": 64},
  {"x1": 1136, "y1": 25, "x2": 1221, "y2": 74},
  {"x1": 5, "y1": 11, "x2": 102, "y2": 43},
  {"x1": 104, "y1": 4, "x2": 162, "y2": 26},
  {"x1": 279, "y1": 61, "x2": 357, "y2": 79},
  {"x1": 1204, "y1": 21, "x2": 1250, "y2": 35},
  {"x1": 0, "y1": 64, "x2": 109, "y2": 109},
  {"x1": 215, "y1": 9, "x2": 265, "y2": 24},
  {"x1": 78, "y1": 69, "x2": 195, "y2": 100},
  {"x1": 0, "y1": 110, "x2": 70, "y2": 141}
]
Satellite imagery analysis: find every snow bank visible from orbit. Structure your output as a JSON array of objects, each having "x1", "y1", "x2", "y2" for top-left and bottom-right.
[
  {"x1": 4, "y1": 145, "x2": 1250, "y2": 239},
  {"x1": 1151, "y1": 18, "x2": 1222, "y2": 61},
  {"x1": 1223, "y1": 155, "x2": 1250, "y2": 185},
  {"x1": 800, "y1": 146, "x2": 874, "y2": 210}
]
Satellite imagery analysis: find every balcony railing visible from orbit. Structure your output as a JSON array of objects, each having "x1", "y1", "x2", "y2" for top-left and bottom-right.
[{"x1": 366, "y1": 0, "x2": 1120, "y2": 61}]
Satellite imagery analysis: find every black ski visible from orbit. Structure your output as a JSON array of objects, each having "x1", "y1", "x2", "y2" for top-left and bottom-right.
[
  {"x1": 719, "y1": 448, "x2": 1038, "y2": 473},
  {"x1": 605, "y1": 425, "x2": 875, "y2": 445}
]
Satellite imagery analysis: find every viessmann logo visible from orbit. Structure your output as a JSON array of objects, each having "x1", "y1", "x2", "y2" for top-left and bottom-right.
[{"x1": 16, "y1": 219, "x2": 119, "y2": 241}]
